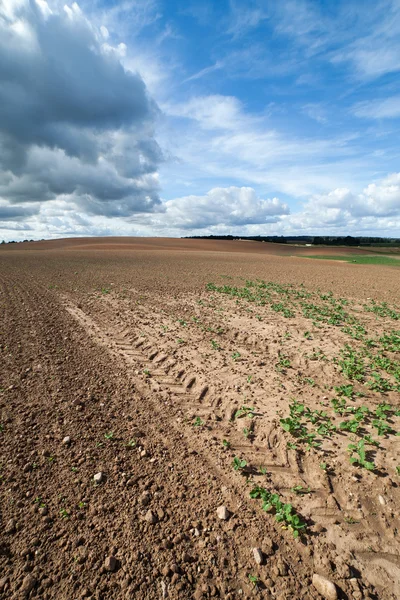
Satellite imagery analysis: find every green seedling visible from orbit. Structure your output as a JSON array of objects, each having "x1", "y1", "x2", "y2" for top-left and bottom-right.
[
  {"x1": 372, "y1": 419, "x2": 394, "y2": 436},
  {"x1": 127, "y1": 438, "x2": 137, "y2": 448},
  {"x1": 287, "y1": 442, "x2": 298, "y2": 450},
  {"x1": 259, "y1": 466, "x2": 268, "y2": 475},
  {"x1": 396, "y1": 466, "x2": 400, "y2": 476},
  {"x1": 104, "y1": 432, "x2": 114, "y2": 441},
  {"x1": 235, "y1": 406, "x2": 255, "y2": 419},
  {"x1": 276, "y1": 356, "x2": 291, "y2": 372},
  {"x1": 231, "y1": 351, "x2": 241, "y2": 361},
  {"x1": 250, "y1": 485, "x2": 306, "y2": 538},
  {"x1": 320, "y1": 462, "x2": 327, "y2": 471},
  {"x1": 247, "y1": 375, "x2": 253, "y2": 383},
  {"x1": 375, "y1": 403, "x2": 392, "y2": 420},
  {"x1": 344, "y1": 515, "x2": 360, "y2": 525},
  {"x1": 60, "y1": 508, "x2": 70, "y2": 519},
  {"x1": 291, "y1": 485, "x2": 311, "y2": 495},
  {"x1": 210, "y1": 339, "x2": 220, "y2": 350},
  {"x1": 248, "y1": 574, "x2": 259, "y2": 588},
  {"x1": 222, "y1": 439, "x2": 231, "y2": 449},
  {"x1": 304, "y1": 331, "x2": 312, "y2": 339},
  {"x1": 339, "y1": 406, "x2": 370, "y2": 433},
  {"x1": 348, "y1": 440, "x2": 375, "y2": 471},
  {"x1": 334, "y1": 384, "x2": 355, "y2": 399},
  {"x1": 367, "y1": 373, "x2": 395, "y2": 393},
  {"x1": 337, "y1": 345, "x2": 366, "y2": 381},
  {"x1": 364, "y1": 434, "x2": 380, "y2": 447},
  {"x1": 232, "y1": 457, "x2": 247, "y2": 471},
  {"x1": 193, "y1": 417, "x2": 204, "y2": 427},
  {"x1": 177, "y1": 338, "x2": 186, "y2": 344}
]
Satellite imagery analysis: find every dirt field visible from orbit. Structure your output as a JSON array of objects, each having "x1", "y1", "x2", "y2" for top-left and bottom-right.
[{"x1": 1, "y1": 238, "x2": 399, "y2": 600}]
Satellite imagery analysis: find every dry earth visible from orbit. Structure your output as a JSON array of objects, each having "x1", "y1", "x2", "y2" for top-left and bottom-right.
[{"x1": 0, "y1": 238, "x2": 399, "y2": 600}]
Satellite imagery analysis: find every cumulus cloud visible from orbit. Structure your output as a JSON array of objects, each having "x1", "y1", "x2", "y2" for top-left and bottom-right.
[
  {"x1": 140, "y1": 186, "x2": 290, "y2": 231},
  {"x1": 306, "y1": 173, "x2": 400, "y2": 219},
  {"x1": 0, "y1": 0, "x2": 163, "y2": 218}
]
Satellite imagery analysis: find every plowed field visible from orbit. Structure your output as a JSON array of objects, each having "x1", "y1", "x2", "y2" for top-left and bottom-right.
[{"x1": 1, "y1": 238, "x2": 399, "y2": 600}]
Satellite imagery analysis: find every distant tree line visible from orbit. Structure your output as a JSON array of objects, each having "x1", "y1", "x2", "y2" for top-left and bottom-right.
[{"x1": 184, "y1": 234, "x2": 400, "y2": 246}]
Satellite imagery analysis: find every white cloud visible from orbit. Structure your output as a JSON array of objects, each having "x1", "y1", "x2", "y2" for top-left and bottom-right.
[
  {"x1": 353, "y1": 95, "x2": 400, "y2": 119},
  {"x1": 154, "y1": 186, "x2": 289, "y2": 230}
]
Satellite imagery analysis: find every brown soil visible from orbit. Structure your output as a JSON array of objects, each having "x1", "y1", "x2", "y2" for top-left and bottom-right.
[{"x1": 0, "y1": 238, "x2": 399, "y2": 600}]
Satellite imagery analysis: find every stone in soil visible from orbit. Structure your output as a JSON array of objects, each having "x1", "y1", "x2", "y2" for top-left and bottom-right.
[
  {"x1": 312, "y1": 573, "x2": 338, "y2": 600},
  {"x1": 5, "y1": 518, "x2": 16, "y2": 534},
  {"x1": 104, "y1": 556, "x2": 118, "y2": 572},
  {"x1": 252, "y1": 547, "x2": 264, "y2": 565},
  {"x1": 216, "y1": 506, "x2": 230, "y2": 520},
  {"x1": 145, "y1": 510, "x2": 157, "y2": 523},
  {"x1": 94, "y1": 472, "x2": 104, "y2": 484}
]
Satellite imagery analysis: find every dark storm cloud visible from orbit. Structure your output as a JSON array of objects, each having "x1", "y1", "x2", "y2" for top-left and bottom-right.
[
  {"x1": 0, "y1": 0, "x2": 163, "y2": 214},
  {"x1": 0, "y1": 204, "x2": 38, "y2": 221}
]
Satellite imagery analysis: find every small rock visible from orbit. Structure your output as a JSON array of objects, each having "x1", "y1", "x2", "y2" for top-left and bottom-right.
[
  {"x1": 312, "y1": 573, "x2": 338, "y2": 600},
  {"x1": 62, "y1": 436, "x2": 71, "y2": 446},
  {"x1": 21, "y1": 574, "x2": 36, "y2": 594},
  {"x1": 38, "y1": 506, "x2": 48, "y2": 516},
  {"x1": 378, "y1": 495, "x2": 385, "y2": 506},
  {"x1": 5, "y1": 518, "x2": 16, "y2": 534},
  {"x1": 145, "y1": 510, "x2": 157, "y2": 524},
  {"x1": 216, "y1": 506, "x2": 230, "y2": 520},
  {"x1": 94, "y1": 472, "x2": 104, "y2": 484},
  {"x1": 252, "y1": 547, "x2": 264, "y2": 565},
  {"x1": 104, "y1": 556, "x2": 118, "y2": 572},
  {"x1": 22, "y1": 463, "x2": 32, "y2": 474}
]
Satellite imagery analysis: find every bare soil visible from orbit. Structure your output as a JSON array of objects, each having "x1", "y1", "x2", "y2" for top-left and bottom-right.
[{"x1": 0, "y1": 238, "x2": 399, "y2": 600}]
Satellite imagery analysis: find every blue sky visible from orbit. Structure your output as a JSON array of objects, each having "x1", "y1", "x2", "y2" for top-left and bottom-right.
[{"x1": 1, "y1": 0, "x2": 400, "y2": 240}]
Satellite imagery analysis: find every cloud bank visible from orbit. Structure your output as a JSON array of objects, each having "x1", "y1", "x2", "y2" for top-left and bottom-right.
[{"x1": 0, "y1": 0, "x2": 163, "y2": 221}]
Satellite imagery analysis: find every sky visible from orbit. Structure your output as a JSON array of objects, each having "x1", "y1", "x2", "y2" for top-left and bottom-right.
[{"x1": 1, "y1": 0, "x2": 400, "y2": 241}]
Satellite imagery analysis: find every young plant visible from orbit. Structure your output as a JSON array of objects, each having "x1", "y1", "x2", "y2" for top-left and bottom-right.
[
  {"x1": 232, "y1": 457, "x2": 247, "y2": 471},
  {"x1": 250, "y1": 486, "x2": 306, "y2": 538},
  {"x1": 193, "y1": 417, "x2": 204, "y2": 427},
  {"x1": 248, "y1": 574, "x2": 259, "y2": 588},
  {"x1": 291, "y1": 485, "x2": 311, "y2": 495},
  {"x1": 348, "y1": 440, "x2": 375, "y2": 471},
  {"x1": 211, "y1": 339, "x2": 220, "y2": 350},
  {"x1": 372, "y1": 419, "x2": 394, "y2": 436},
  {"x1": 235, "y1": 406, "x2": 255, "y2": 419}
]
